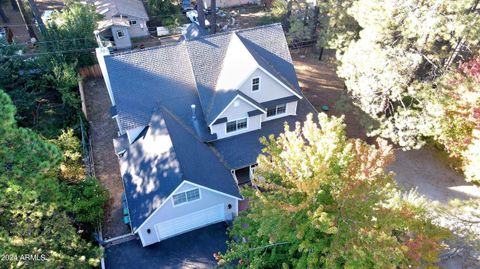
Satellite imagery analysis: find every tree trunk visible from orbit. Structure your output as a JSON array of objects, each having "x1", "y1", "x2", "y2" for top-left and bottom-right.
[
  {"x1": 443, "y1": 0, "x2": 479, "y2": 70},
  {"x1": 310, "y1": 5, "x2": 319, "y2": 40},
  {"x1": 211, "y1": 0, "x2": 216, "y2": 34},
  {"x1": 197, "y1": 2, "x2": 206, "y2": 31},
  {"x1": 0, "y1": 5, "x2": 9, "y2": 23},
  {"x1": 15, "y1": 0, "x2": 36, "y2": 39},
  {"x1": 27, "y1": 0, "x2": 46, "y2": 33},
  {"x1": 283, "y1": 0, "x2": 293, "y2": 32}
]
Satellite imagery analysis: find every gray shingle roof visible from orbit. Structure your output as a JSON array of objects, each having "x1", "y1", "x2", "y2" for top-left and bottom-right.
[
  {"x1": 104, "y1": 23, "x2": 318, "y2": 229},
  {"x1": 95, "y1": 0, "x2": 149, "y2": 20},
  {"x1": 120, "y1": 108, "x2": 241, "y2": 231},
  {"x1": 211, "y1": 97, "x2": 317, "y2": 169}
]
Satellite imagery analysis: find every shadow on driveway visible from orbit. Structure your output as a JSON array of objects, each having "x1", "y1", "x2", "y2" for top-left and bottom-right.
[{"x1": 105, "y1": 222, "x2": 229, "y2": 269}]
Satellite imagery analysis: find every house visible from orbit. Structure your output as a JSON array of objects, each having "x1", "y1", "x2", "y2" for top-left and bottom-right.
[
  {"x1": 96, "y1": 23, "x2": 317, "y2": 247},
  {"x1": 93, "y1": 0, "x2": 149, "y2": 50},
  {"x1": 188, "y1": 0, "x2": 260, "y2": 9}
]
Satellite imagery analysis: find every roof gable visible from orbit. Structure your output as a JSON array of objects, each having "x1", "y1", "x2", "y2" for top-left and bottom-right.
[
  {"x1": 95, "y1": 0, "x2": 149, "y2": 20},
  {"x1": 121, "y1": 108, "x2": 241, "y2": 230},
  {"x1": 104, "y1": 23, "x2": 303, "y2": 136}
]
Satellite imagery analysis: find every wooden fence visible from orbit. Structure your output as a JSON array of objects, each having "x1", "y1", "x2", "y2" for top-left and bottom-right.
[{"x1": 79, "y1": 64, "x2": 103, "y2": 79}]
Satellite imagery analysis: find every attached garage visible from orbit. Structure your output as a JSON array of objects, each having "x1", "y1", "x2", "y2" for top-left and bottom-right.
[{"x1": 154, "y1": 204, "x2": 225, "y2": 241}]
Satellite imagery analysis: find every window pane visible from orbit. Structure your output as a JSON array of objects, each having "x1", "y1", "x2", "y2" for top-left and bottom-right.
[
  {"x1": 173, "y1": 193, "x2": 187, "y2": 205},
  {"x1": 252, "y1": 78, "x2": 259, "y2": 91},
  {"x1": 237, "y1": 118, "x2": 247, "y2": 129},
  {"x1": 267, "y1": 107, "x2": 276, "y2": 117},
  {"x1": 226, "y1": 121, "x2": 237, "y2": 133},
  {"x1": 277, "y1": 104, "x2": 286, "y2": 114},
  {"x1": 186, "y1": 189, "x2": 200, "y2": 201}
]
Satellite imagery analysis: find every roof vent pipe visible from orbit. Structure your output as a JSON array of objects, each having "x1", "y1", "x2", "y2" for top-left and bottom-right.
[{"x1": 191, "y1": 104, "x2": 197, "y2": 120}]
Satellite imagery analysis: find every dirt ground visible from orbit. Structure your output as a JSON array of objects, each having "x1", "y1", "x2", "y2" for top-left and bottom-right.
[
  {"x1": 83, "y1": 79, "x2": 130, "y2": 239},
  {"x1": 292, "y1": 48, "x2": 374, "y2": 142}
]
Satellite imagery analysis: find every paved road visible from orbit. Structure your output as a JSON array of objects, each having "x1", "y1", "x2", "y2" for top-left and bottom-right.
[{"x1": 104, "y1": 222, "x2": 229, "y2": 269}]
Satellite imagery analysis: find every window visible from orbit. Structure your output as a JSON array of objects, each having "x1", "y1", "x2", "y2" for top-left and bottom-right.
[
  {"x1": 226, "y1": 118, "x2": 247, "y2": 133},
  {"x1": 173, "y1": 188, "x2": 200, "y2": 206},
  {"x1": 129, "y1": 20, "x2": 137, "y2": 25},
  {"x1": 117, "y1": 30, "x2": 125, "y2": 38},
  {"x1": 266, "y1": 104, "x2": 287, "y2": 117},
  {"x1": 252, "y1": 77, "x2": 260, "y2": 91}
]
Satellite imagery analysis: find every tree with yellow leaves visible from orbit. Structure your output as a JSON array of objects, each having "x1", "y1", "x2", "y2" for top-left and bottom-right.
[{"x1": 222, "y1": 113, "x2": 448, "y2": 268}]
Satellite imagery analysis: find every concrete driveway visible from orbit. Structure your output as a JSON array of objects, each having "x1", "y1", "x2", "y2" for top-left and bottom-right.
[{"x1": 104, "y1": 222, "x2": 229, "y2": 269}]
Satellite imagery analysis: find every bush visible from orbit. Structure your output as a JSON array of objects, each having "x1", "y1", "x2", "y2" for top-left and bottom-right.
[{"x1": 63, "y1": 176, "x2": 108, "y2": 228}]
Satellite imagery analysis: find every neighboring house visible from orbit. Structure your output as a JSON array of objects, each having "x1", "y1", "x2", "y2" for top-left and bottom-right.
[
  {"x1": 190, "y1": 0, "x2": 260, "y2": 9},
  {"x1": 93, "y1": 0, "x2": 149, "y2": 50},
  {"x1": 96, "y1": 23, "x2": 317, "y2": 247}
]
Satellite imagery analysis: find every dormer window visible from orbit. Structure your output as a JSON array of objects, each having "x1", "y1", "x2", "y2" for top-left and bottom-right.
[
  {"x1": 226, "y1": 118, "x2": 247, "y2": 133},
  {"x1": 267, "y1": 104, "x2": 287, "y2": 117},
  {"x1": 252, "y1": 77, "x2": 260, "y2": 91}
]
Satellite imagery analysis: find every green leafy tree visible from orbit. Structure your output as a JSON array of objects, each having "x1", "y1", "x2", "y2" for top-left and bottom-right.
[
  {"x1": 317, "y1": 0, "x2": 360, "y2": 56},
  {"x1": 42, "y1": 0, "x2": 100, "y2": 68},
  {"x1": 0, "y1": 90, "x2": 102, "y2": 268},
  {"x1": 426, "y1": 56, "x2": 480, "y2": 183},
  {"x1": 44, "y1": 62, "x2": 80, "y2": 108},
  {"x1": 147, "y1": 0, "x2": 178, "y2": 15},
  {"x1": 332, "y1": 0, "x2": 480, "y2": 149},
  {"x1": 62, "y1": 177, "x2": 108, "y2": 228},
  {"x1": 221, "y1": 113, "x2": 448, "y2": 268},
  {"x1": 53, "y1": 128, "x2": 85, "y2": 181}
]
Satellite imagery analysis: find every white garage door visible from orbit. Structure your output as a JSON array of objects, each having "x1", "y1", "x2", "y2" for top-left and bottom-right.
[{"x1": 154, "y1": 204, "x2": 225, "y2": 241}]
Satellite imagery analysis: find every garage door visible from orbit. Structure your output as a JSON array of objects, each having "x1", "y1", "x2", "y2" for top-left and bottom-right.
[{"x1": 154, "y1": 204, "x2": 225, "y2": 241}]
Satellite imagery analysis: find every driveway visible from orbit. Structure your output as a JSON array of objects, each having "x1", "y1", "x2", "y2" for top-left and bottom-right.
[
  {"x1": 389, "y1": 147, "x2": 480, "y2": 204},
  {"x1": 104, "y1": 222, "x2": 229, "y2": 269}
]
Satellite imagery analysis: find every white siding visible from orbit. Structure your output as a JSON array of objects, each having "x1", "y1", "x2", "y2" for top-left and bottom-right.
[
  {"x1": 239, "y1": 68, "x2": 294, "y2": 103},
  {"x1": 262, "y1": 101, "x2": 298, "y2": 122},
  {"x1": 211, "y1": 114, "x2": 262, "y2": 139},
  {"x1": 112, "y1": 25, "x2": 132, "y2": 49},
  {"x1": 127, "y1": 18, "x2": 149, "y2": 38},
  {"x1": 95, "y1": 48, "x2": 114, "y2": 105},
  {"x1": 219, "y1": 97, "x2": 256, "y2": 120},
  {"x1": 210, "y1": 97, "x2": 263, "y2": 139},
  {"x1": 137, "y1": 181, "x2": 238, "y2": 247}
]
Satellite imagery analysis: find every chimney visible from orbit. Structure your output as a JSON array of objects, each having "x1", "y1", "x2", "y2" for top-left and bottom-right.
[{"x1": 191, "y1": 104, "x2": 197, "y2": 120}]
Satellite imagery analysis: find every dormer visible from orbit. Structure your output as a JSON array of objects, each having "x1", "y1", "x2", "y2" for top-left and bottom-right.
[{"x1": 203, "y1": 33, "x2": 302, "y2": 140}]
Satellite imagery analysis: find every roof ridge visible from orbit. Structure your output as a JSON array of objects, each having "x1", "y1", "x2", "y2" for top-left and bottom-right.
[
  {"x1": 109, "y1": 41, "x2": 185, "y2": 58},
  {"x1": 187, "y1": 22, "x2": 283, "y2": 41},
  {"x1": 160, "y1": 106, "x2": 232, "y2": 170}
]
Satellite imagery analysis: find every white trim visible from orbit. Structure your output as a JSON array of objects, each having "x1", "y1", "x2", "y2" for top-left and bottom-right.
[
  {"x1": 134, "y1": 181, "x2": 188, "y2": 233},
  {"x1": 184, "y1": 180, "x2": 243, "y2": 200},
  {"x1": 266, "y1": 103, "x2": 287, "y2": 118},
  {"x1": 134, "y1": 180, "x2": 242, "y2": 233},
  {"x1": 251, "y1": 76, "x2": 260, "y2": 92},
  {"x1": 116, "y1": 30, "x2": 125, "y2": 39},
  {"x1": 257, "y1": 66, "x2": 303, "y2": 99},
  {"x1": 225, "y1": 117, "x2": 248, "y2": 134},
  {"x1": 209, "y1": 94, "x2": 265, "y2": 127},
  {"x1": 154, "y1": 203, "x2": 225, "y2": 242},
  {"x1": 171, "y1": 187, "x2": 201, "y2": 207}
]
